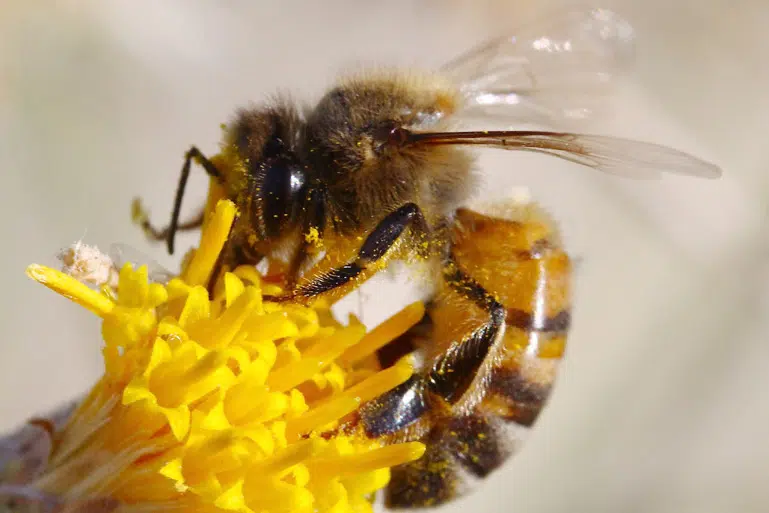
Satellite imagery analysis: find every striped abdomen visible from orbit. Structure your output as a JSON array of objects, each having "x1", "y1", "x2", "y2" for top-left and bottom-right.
[{"x1": 361, "y1": 202, "x2": 571, "y2": 509}]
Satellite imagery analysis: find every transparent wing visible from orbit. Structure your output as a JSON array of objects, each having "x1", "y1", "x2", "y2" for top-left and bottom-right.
[
  {"x1": 441, "y1": 6, "x2": 636, "y2": 126},
  {"x1": 109, "y1": 243, "x2": 175, "y2": 284},
  {"x1": 405, "y1": 130, "x2": 722, "y2": 179}
]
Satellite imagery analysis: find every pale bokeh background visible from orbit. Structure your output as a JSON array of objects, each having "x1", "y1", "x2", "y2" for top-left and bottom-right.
[{"x1": 1, "y1": 1, "x2": 767, "y2": 512}]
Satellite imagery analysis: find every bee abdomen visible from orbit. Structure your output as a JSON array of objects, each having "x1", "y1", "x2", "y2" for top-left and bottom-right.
[
  {"x1": 385, "y1": 412, "x2": 516, "y2": 509},
  {"x1": 483, "y1": 368, "x2": 553, "y2": 427}
]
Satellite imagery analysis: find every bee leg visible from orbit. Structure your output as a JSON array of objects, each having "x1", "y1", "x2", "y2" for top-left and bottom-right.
[
  {"x1": 380, "y1": 267, "x2": 508, "y2": 509},
  {"x1": 359, "y1": 374, "x2": 431, "y2": 438},
  {"x1": 166, "y1": 146, "x2": 222, "y2": 255},
  {"x1": 359, "y1": 301, "x2": 503, "y2": 438},
  {"x1": 425, "y1": 256, "x2": 507, "y2": 404},
  {"x1": 132, "y1": 147, "x2": 221, "y2": 254},
  {"x1": 273, "y1": 202, "x2": 429, "y2": 301},
  {"x1": 360, "y1": 272, "x2": 504, "y2": 438},
  {"x1": 132, "y1": 200, "x2": 204, "y2": 241},
  {"x1": 285, "y1": 188, "x2": 326, "y2": 289}
]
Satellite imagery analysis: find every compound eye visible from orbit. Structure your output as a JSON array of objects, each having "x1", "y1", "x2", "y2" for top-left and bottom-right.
[
  {"x1": 259, "y1": 159, "x2": 306, "y2": 238},
  {"x1": 371, "y1": 122, "x2": 410, "y2": 154},
  {"x1": 388, "y1": 126, "x2": 410, "y2": 146}
]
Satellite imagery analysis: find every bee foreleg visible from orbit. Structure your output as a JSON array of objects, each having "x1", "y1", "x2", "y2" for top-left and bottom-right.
[
  {"x1": 273, "y1": 202, "x2": 429, "y2": 301},
  {"x1": 166, "y1": 146, "x2": 222, "y2": 255},
  {"x1": 286, "y1": 188, "x2": 327, "y2": 289},
  {"x1": 131, "y1": 200, "x2": 204, "y2": 241}
]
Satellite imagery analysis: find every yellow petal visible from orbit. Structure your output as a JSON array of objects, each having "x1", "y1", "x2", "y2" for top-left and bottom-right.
[
  {"x1": 195, "y1": 287, "x2": 261, "y2": 349},
  {"x1": 159, "y1": 457, "x2": 186, "y2": 487},
  {"x1": 26, "y1": 265, "x2": 114, "y2": 317},
  {"x1": 118, "y1": 264, "x2": 149, "y2": 308},
  {"x1": 163, "y1": 404, "x2": 192, "y2": 440},
  {"x1": 225, "y1": 383, "x2": 288, "y2": 426},
  {"x1": 239, "y1": 424, "x2": 275, "y2": 457},
  {"x1": 233, "y1": 265, "x2": 263, "y2": 287},
  {"x1": 285, "y1": 396, "x2": 361, "y2": 440},
  {"x1": 340, "y1": 301, "x2": 424, "y2": 365},
  {"x1": 286, "y1": 359, "x2": 413, "y2": 439},
  {"x1": 343, "y1": 468, "x2": 391, "y2": 498},
  {"x1": 143, "y1": 337, "x2": 173, "y2": 376},
  {"x1": 267, "y1": 357, "x2": 325, "y2": 393},
  {"x1": 148, "y1": 282, "x2": 169, "y2": 308},
  {"x1": 179, "y1": 286, "x2": 211, "y2": 329},
  {"x1": 336, "y1": 357, "x2": 413, "y2": 405},
  {"x1": 244, "y1": 479, "x2": 314, "y2": 513},
  {"x1": 251, "y1": 438, "x2": 323, "y2": 476},
  {"x1": 122, "y1": 376, "x2": 153, "y2": 405},
  {"x1": 309, "y1": 442, "x2": 426, "y2": 477},
  {"x1": 213, "y1": 479, "x2": 247, "y2": 511},
  {"x1": 223, "y1": 272, "x2": 245, "y2": 308},
  {"x1": 287, "y1": 389, "x2": 309, "y2": 418},
  {"x1": 200, "y1": 400, "x2": 232, "y2": 432},
  {"x1": 183, "y1": 200, "x2": 237, "y2": 286},
  {"x1": 166, "y1": 277, "x2": 192, "y2": 301},
  {"x1": 157, "y1": 319, "x2": 189, "y2": 342},
  {"x1": 243, "y1": 312, "x2": 298, "y2": 344}
]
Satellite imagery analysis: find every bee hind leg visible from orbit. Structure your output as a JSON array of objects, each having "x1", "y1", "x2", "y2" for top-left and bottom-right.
[
  {"x1": 359, "y1": 293, "x2": 504, "y2": 439},
  {"x1": 425, "y1": 255, "x2": 507, "y2": 404},
  {"x1": 359, "y1": 375, "x2": 431, "y2": 438},
  {"x1": 359, "y1": 250, "x2": 506, "y2": 436},
  {"x1": 361, "y1": 257, "x2": 510, "y2": 508}
]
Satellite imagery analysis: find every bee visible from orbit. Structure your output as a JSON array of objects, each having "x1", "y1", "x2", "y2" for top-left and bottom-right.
[{"x1": 134, "y1": 6, "x2": 722, "y2": 508}]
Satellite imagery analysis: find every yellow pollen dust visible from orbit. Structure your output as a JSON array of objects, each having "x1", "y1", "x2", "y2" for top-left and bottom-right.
[
  {"x1": 305, "y1": 226, "x2": 322, "y2": 248},
  {"x1": 21, "y1": 198, "x2": 426, "y2": 513}
]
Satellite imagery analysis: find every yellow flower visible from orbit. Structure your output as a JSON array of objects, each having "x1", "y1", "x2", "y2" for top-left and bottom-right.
[{"x1": 18, "y1": 199, "x2": 427, "y2": 513}]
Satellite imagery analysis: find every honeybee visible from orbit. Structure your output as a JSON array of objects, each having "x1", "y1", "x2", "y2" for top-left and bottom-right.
[{"x1": 134, "y1": 6, "x2": 721, "y2": 509}]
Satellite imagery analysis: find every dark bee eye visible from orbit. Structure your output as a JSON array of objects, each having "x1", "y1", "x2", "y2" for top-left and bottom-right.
[
  {"x1": 259, "y1": 158, "x2": 306, "y2": 238},
  {"x1": 371, "y1": 122, "x2": 409, "y2": 154},
  {"x1": 388, "y1": 126, "x2": 410, "y2": 146}
]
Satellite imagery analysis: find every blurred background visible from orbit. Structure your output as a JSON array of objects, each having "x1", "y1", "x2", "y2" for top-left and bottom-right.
[{"x1": 1, "y1": 1, "x2": 767, "y2": 512}]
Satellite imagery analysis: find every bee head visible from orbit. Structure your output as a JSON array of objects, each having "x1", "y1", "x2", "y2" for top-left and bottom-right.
[{"x1": 224, "y1": 104, "x2": 308, "y2": 241}]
